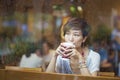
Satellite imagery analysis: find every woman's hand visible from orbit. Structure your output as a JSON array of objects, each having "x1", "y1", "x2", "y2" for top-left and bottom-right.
[
  {"x1": 68, "y1": 49, "x2": 80, "y2": 73},
  {"x1": 55, "y1": 43, "x2": 66, "y2": 57},
  {"x1": 55, "y1": 43, "x2": 74, "y2": 57},
  {"x1": 69, "y1": 49, "x2": 87, "y2": 73}
]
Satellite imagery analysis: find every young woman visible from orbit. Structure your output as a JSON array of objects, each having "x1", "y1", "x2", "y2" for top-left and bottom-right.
[{"x1": 46, "y1": 17, "x2": 100, "y2": 76}]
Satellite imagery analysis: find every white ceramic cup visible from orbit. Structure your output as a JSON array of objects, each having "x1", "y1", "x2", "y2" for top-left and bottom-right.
[
  {"x1": 62, "y1": 42, "x2": 75, "y2": 49},
  {"x1": 62, "y1": 42, "x2": 75, "y2": 59}
]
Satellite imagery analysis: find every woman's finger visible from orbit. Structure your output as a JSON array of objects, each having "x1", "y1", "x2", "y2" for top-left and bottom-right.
[
  {"x1": 60, "y1": 46, "x2": 66, "y2": 52},
  {"x1": 64, "y1": 51, "x2": 74, "y2": 58},
  {"x1": 64, "y1": 49, "x2": 73, "y2": 54},
  {"x1": 56, "y1": 46, "x2": 65, "y2": 56},
  {"x1": 60, "y1": 43, "x2": 67, "y2": 48}
]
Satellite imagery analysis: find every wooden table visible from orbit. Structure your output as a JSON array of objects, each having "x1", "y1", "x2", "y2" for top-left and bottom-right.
[{"x1": 0, "y1": 69, "x2": 120, "y2": 80}]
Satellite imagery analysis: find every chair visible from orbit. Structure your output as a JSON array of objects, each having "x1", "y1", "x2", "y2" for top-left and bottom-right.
[
  {"x1": 0, "y1": 69, "x2": 5, "y2": 80},
  {"x1": 98, "y1": 72, "x2": 115, "y2": 77}
]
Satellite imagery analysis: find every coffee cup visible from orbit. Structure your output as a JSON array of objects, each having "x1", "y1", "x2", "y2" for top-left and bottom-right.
[
  {"x1": 62, "y1": 42, "x2": 75, "y2": 49},
  {"x1": 62, "y1": 42, "x2": 75, "y2": 58}
]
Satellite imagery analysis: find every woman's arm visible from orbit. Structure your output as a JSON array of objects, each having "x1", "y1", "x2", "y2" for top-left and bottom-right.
[
  {"x1": 80, "y1": 69, "x2": 98, "y2": 76},
  {"x1": 46, "y1": 43, "x2": 68, "y2": 72},
  {"x1": 79, "y1": 64, "x2": 97, "y2": 76},
  {"x1": 45, "y1": 54, "x2": 57, "y2": 72}
]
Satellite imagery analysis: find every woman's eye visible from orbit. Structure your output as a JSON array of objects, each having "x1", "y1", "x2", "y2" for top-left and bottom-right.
[{"x1": 74, "y1": 34, "x2": 80, "y2": 36}]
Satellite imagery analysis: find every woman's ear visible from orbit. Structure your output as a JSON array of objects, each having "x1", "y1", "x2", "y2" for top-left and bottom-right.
[{"x1": 82, "y1": 36, "x2": 88, "y2": 43}]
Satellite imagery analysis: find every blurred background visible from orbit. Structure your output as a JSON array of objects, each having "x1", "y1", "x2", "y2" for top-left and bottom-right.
[{"x1": 0, "y1": 0, "x2": 120, "y2": 76}]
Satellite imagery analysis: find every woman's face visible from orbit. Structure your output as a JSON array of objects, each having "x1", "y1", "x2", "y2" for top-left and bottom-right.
[{"x1": 64, "y1": 29, "x2": 85, "y2": 48}]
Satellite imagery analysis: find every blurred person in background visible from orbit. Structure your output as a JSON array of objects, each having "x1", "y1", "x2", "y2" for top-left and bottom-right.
[
  {"x1": 108, "y1": 48, "x2": 115, "y2": 71},
  {"x1": 42, "y1": 41, "x2": 55, "y2": 69},
  {"x1": 98, "y1": 40, "x2": 113, "y2": 72},
  {"x1": 19, "y1": 49, "x2": 44, "y2": 68},
  {"x1": 46, "y1": 17, "x2": 100, "y2": 76},
  {"x1": 112, "y1": 16, "x2": 120, "y2": 51},
  {"x1": 111, "y1": 16, "x2": 120, "y2": 76},
  {"x1": 89, "y1": 41, "x2": 99, "y2": 52}
]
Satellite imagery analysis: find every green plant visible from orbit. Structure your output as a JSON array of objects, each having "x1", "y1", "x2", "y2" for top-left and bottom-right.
[
  {"x1": 4, "y1": 41, "x2": 37, "y2": 66},
  {"x1": 92, "y1": 23, "x2": 111, "y2": 42}
]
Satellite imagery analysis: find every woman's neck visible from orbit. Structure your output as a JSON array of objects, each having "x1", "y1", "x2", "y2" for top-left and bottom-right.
[
  {"x1": 77, "y1": 47, "x2": 86, "y2": 52},
  {"x1": 76, "y1": 47, "x2": 89, "y2": 57}
]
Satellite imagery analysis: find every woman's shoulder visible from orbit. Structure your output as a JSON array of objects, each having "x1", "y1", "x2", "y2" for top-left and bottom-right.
[{"x1": 89, "y1": 49, "x2": 100, "y2": 58}]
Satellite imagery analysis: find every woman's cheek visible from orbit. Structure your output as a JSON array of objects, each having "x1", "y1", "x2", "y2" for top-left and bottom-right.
[
  {"x1": 65, "y1": 36, "x2": 70, "y2": 42},
  {"x1": 74, "y1": 40, "x2": 83, "y2": 47}
]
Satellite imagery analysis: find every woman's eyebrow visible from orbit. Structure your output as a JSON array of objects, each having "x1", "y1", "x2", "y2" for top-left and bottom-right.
[{"x1": 73, "y1": 31, "x2": 81, "y2": 33}]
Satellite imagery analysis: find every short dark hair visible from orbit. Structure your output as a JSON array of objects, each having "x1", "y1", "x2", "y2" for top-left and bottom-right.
[{"x1": 63, "y1": 17, "x2": 91, "y2": 38}]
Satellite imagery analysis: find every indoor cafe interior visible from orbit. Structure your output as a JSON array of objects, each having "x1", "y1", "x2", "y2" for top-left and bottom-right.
[{"x1": 0, "y1": 0, "x2": 120, "y2": 80}]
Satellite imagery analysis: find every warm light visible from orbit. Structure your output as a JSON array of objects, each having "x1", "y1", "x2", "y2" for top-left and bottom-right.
[
  {"x1": 77, "y1": 6, "x2": 83, "y2": 12},
  {"x1": 70, "y1": 5, "x2": 76, "y2": 13}
]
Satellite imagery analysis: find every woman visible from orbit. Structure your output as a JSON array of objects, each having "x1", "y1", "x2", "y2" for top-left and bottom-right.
[{"x1": 46, "y1": 17, "x2": 100, "y2": 76}]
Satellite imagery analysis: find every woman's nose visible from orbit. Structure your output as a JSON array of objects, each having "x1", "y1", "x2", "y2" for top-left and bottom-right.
[{"x1": 69, "y1": 35, "x2": 74, "y2": 42}]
